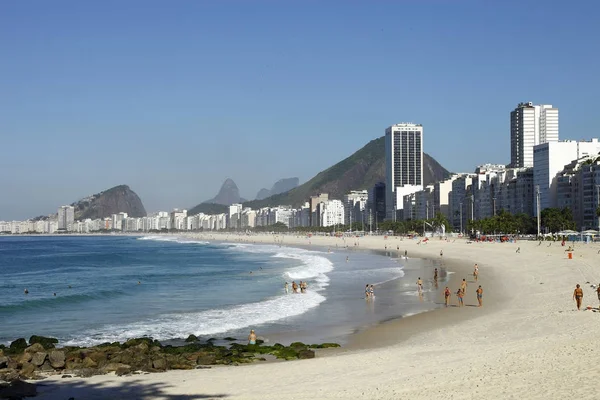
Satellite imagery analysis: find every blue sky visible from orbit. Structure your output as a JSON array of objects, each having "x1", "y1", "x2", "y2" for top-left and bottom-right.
[{"x1": 1, "y1": 1, "x2": 599, "y2": 220}]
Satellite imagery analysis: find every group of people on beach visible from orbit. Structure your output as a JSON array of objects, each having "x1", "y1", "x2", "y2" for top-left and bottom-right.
[
  {"x1": 440, "y1": 263, "x2": 483, "y2": 308},
  {"x1": 285, "y1": 281, "x2": 307, "y2": 294}
]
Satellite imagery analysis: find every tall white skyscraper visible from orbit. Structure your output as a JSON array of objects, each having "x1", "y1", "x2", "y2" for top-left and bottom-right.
[
  {"x1": 57, "y1": 205, "x2": 75, "y2": 231},
  {"x1": 385, "y1": 123, "x2": 423, "y2": 220},
  {"x1": 510, "y1": 102, "x2": 559, "y2": 168}
]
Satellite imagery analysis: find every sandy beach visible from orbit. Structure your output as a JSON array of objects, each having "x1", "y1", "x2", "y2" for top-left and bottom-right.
[{"x1": 34, "y1": 234, "x2": 600, "y2": 399}]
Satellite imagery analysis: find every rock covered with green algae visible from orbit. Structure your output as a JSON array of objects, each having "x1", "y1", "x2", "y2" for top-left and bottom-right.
[{"x1": 0, "y1": 336, "x2": 340, "y2": 382}]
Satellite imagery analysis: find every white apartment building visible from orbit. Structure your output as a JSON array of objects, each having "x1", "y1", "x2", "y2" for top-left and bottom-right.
[
  {"x1": 318, "y1": 200, "x2": 345, "y2": 227},
  {"x1": 57, "y1": 205, "x2": 75, "y2": 231},
  {"x1": 434, "y1": 175, "x2": 459, "y2": 220},
  {"x1": 449, "y1": 174, "x2": 475, "y2": 232},
  {"x1": 344, "y1": 190, "x2": 368, "y2": 225},
  {"x1": 533, "y1": 139, "x2": 600, "y2": 213},
  {"x1": 556, "y1": 155, "x2": 600, "y2": 230},
  {"x1": 385, "y1": 123, "x2": 423, "y2": 220},
  {"x1": 510, "y1": 102, "x2": 559, "y2": 168},
  {"x1": 170, "y1": 209, "x2": 187, "y2": 230}
]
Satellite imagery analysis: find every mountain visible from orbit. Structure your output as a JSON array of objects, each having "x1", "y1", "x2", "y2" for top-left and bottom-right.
[
  {"x1": 71, "y1": 185, "x2": 147, "y2": 220},
  {"x1": 255, "y1": 177, "x2": 300, "y2": 200},
  {"x1": 203, "y1": 178, "x2": 247, "y2": 206},
  {"x1": 242, "y1": 136, "x2": 451, "y2": 209}
]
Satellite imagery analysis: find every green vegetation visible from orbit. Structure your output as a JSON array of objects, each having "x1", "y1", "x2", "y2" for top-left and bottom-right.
[
  {"x1": 465, "y1": 208, "x2": 575, "y2": 235},
  {"x1": 188, "y1": 136, "x2": 450, "y2": 212}
]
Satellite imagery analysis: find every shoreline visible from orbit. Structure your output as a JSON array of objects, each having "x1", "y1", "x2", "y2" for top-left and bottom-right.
[{"x1": 28, "y1": 233, "x2": 600, "y2": 399}]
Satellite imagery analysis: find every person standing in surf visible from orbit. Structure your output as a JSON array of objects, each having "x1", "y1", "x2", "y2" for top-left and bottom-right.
[
  {"x1": 248, "y1": 330, "x2": 257, "y2": 345},
  {"x1": 416, "y1": 277, "x2": 423, "y2": 294},
  {"x1": 365, "y1": 284, "x2": 370, "y2": 299},
  {"x1": 369, "y1": 284, "x2": 375, "y2": 298},
  {"x1": 292, "y1": 281, "x2": 298, "y2": 293},
  {"x1": 284, "y1": 282, "x2": 289, "y2": 294},
  {"x1": 444, "y1": 286, "x2": 451, "y2": 307}
]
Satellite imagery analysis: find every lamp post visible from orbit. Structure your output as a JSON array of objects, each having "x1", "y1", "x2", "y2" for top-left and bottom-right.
[
  {"x1": 536, "y1": 185, "x2": 541, "y2": 238},
  {"x1": 459, "y1": 201, "x2": 463, "y2": 234},
  {"x1": 470, "y1": 195, "x2": 474, "y2": 233},
  {"x1": 596, "y1": 184, "x2": 600, "y2": 230}
]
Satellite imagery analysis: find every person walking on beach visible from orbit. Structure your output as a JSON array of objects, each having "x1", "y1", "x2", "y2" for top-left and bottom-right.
[
  {"x1": 473, "y1": 264, "x2": 479, "y2": 281},
  {"x1": 440, "y1": 250, "x2": 443, "y2": 257},
  {"x1": 444, "y1": 286, "x2": 451, "y2": 307},
  {"x1": 597, "y1": 284, "x2": 600, "y2": 309},
  {"x1": 404, "y1": 250, "x2": 408, "y2": 258},
  {"x1": 456, "y1": 288, "x2": 464, "y2": 307},
  {"x1": 573, "y1": 284, "x2": 584, "y2": 311},
  {"x1": 476, "y1": 285, "x2": 483, "y2": 307},
  {"x1": 433, "y1": 268, "x2": 438, "y2": 283},
  {"x1": 461, "y1": 278, "x2": 468, "y2": 294},
  {"x1": 416, "y1": 277, "x2": 423, "y2": 294},
  {"x1": 248, "y1": 330, "x2": 257, "y2": 345},
  {"x1": 365, "y1": 284, "x2": 371, "y2": 299}
]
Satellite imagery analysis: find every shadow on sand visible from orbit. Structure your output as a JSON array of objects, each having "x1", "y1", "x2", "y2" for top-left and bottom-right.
[{"x1": 35, "y1": 378, "x2": 230, "y2": 400}]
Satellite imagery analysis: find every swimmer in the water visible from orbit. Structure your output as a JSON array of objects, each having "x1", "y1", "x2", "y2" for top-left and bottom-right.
[
  {"x1": 53, "y1": 293, "x2": 56, "y2": 296},
  {"x1": 24, "y1": 288, "x2": 29, "y2": 294}
]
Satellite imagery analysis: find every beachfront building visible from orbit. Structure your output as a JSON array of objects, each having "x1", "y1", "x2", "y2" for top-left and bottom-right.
[
  {"x1": 510, "y1": 102, "x2": 559, "y2": 168},
  {"x1": 57, "y1": 205, "x2": 75, "y2": 231},
  {"x1": 385, "y1": 123, "x2": 423, "y2": 221},
  {"x1": 309, "y1": 193, "x2": 329, "y2": 227},
  {"x1": 317, "y1": 200, "x2": 345, "y2": 228},
  {"x1": 533, "y1": 139, "x2": 600, "y2": 214},
  {"x1": 556, "y1": 155, "x2": 600, "y2": 230},
  {"x1": 449, "y1": 174, "x2": 475, "y2": 232},
  {"x1": 368, "y1": 182, "x2": 386, "y2": 229},
  {"x1": 434, "y1": 176, "x2": 459, "y2": 221},
  {"x1": 241, "y1": 208, "x2": 256, "y2": 228},
  {"x1": 344, "y1": 190, "x2": 368, "y2": 226}
]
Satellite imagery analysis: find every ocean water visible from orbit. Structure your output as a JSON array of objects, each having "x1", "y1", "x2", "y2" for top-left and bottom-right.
[{"x1": 0, "y1": 236, "x2": 441, "y2": 347}]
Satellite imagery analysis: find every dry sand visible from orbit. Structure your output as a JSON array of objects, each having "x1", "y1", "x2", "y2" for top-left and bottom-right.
[{"x1": 35, "y1": 234, "x2": 600, "y2": 399}]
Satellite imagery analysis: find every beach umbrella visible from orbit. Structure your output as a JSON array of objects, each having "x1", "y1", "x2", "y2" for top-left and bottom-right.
[
  {"x1": 581, "y1": 229, "x2": 598, "y2": 235},
  {"x1": 558, "y1": 230, "x2": 578, "y2": 236}
]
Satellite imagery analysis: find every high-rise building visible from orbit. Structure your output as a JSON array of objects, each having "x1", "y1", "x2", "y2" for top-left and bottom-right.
[
  {"x1": 368, "y1": 182, "x2": 386, "y2": 228},
  {"x1": 57, "y1": 205, "x2": 75, "y2": 231},
  {"x1": 510, "y1": 102, "x2": 559, "y2": 168},
  {"x1": 385, "y1": 123, "x2": 423, "y2": 220},
  {"x1": 309, "y1": 193, "x2": 329, "y2": 226},
  {"x1": 533, "y1": 139, "x2": 600, "y2": 213},
  {"x1": 343, "y1": 190, "x2": 368, "y2": 226}
]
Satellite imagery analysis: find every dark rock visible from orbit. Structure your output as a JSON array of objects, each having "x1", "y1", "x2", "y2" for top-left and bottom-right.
[
  {"x1": 81, "y1": 357, "x2": 97, "y2": 369},
  {"x1": 76, "y1": 368, "x2": 96, "y2": 378},
  {"x1": 1, "y1": 369, "x2": 20, "y2": 382},
  {"x1": 115, "y1": 365, "x2": 132, "y2": 376},
  {"x1": 19, "y1": 362, "x2": 37, "y2": 379},
  {"x1": 185, "y1": 335, "x2": 198, "y2": 342},
  {"x1": 223, "y1": 337, "x2": 237, "y2": 341},
  {"x1": 310, "y1": 343, "x2": 341, "y2": 349},
  {"x1": 40, "y1": 360, "x2": 55, "y2": 372},
  {"x1": 49, "y1": 350, "x2": 66, "y2": 369},
  {"x1": 24, "y1": 343, "x2": 45, "y2": 354},
  {"x1": 256, "y1": 339, "x2": 264, "y2": 345},
  {"x1": 196, "y1": 354, "x2": 217, "y2": 365},
  {"x1": 102, "y1": 363, "x2": 130, "y2": 373},
  {"x1": 31, "y1": 352, "x2": 47, "y2": 367},
  {"x1": 298, "y1": 349, "x2": 315, "y2": 359},
  {"x1": 289, "y1": 342, "x2": 308, "y2": 350},
  {"x1": 0, "y1": 379, "x2": 37, "y2": 398},
  {"x1": 9, "y1": 339, "x2": 27, "y2": 354},
  {"x1": 29, "y1": 335, "x2": 58, "y2": 349},
  {"x1": 122, "y1": 338, "x2": 156, "y2": 349},
  {"x1": 61, "y1": 374, "x2": 72, "y2": 378},
  {"x1": 152, "y1": 358, "x2": 167, "y2": 371},
  {"x1": 0, "y1": 356, "x2": 8, "y2": 369}
]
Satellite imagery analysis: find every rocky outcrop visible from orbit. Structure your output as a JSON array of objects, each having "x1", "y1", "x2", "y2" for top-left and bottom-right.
[
  {"x1": 71, "y1": 185, "x2": 147, "y2": 220},
  {"x1": 202, "y1": 179, "x2": 247, "y2": 206},
  {"x1": 0, "y1": 336, "x2": 339, "y2": 383},
  {"x1": 255, "y1": 178, "x2": 300, "y2": 200}
]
